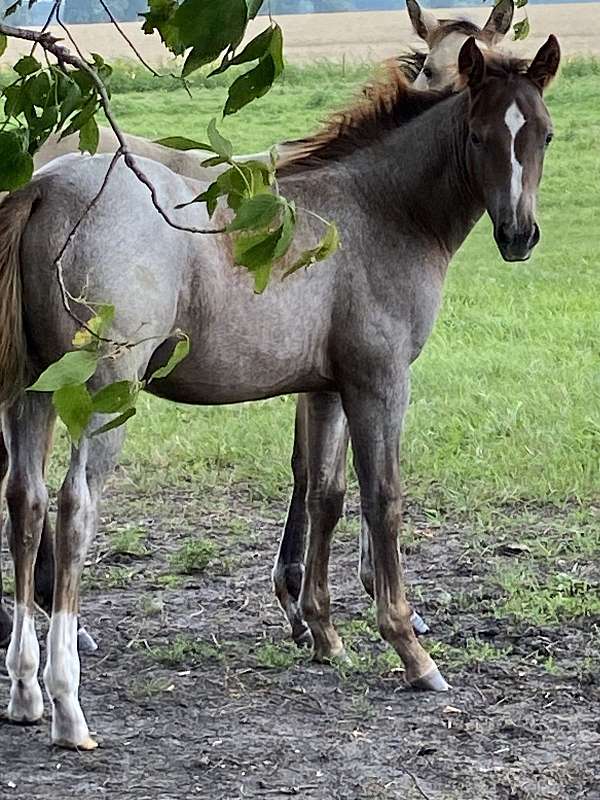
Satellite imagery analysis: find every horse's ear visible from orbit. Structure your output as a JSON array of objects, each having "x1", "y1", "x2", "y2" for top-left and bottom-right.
[
  {"x1": 406, "y1": 0, "x2": 439, "y2": 43},
  {"x1": 527, "y1": 35, "x2": 561, "y2": 92},
  {"x1": 480, "y1": 0, "x2": 514, "y2": 45},
  {"x1": 458, "y1": 37, "x2": 485, "y2": 90}
]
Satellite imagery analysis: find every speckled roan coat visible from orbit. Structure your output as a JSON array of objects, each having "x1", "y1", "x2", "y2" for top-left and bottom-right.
[{"x1": 0, "y1": 36, "x2": 559, "y2": 749}]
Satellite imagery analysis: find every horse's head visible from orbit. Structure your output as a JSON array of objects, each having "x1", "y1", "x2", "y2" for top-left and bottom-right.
[
  {"x1": 407, "y1": 0, "x2": 514, "y2": 90},
  {"x1": 459, "y1": 35, "x2": 560, "y2": 262}
]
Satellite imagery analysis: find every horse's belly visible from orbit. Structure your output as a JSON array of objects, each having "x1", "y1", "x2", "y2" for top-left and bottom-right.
[{"x1": 148, "y1": 335, "x2": 333, "y2": 405}]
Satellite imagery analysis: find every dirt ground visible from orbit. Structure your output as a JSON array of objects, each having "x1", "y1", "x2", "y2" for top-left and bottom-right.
[
  {"x1": 1, "y1": 485, "x2": 598, "y2": 799},
  {"x1": 3, "y1": 3, "x2": 600, "y2": 65}
]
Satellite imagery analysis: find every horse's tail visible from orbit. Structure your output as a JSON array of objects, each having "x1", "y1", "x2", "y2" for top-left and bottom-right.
[{"x1": 0, "y1": 186, "x2": 41, "y2": 407}]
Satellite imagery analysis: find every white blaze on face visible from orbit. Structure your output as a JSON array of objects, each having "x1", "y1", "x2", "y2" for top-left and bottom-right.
[{"x1": 504, "y1": 101, "x2": 526, "y2": 224}]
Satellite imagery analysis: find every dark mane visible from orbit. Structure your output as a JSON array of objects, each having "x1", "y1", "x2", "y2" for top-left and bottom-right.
[
  {"x1": 278, "y1": 65, "x2": 452, "y2": 176},
  {"x1": 278, "y1": 53, "x2": 531, "y2": 176}
]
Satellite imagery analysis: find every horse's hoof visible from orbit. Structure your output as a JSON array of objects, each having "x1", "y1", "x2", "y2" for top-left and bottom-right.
[
  {"x1": 293, "y1": 625, "x2": 314, "y2": 649},
  {"x1": 77, "y1": 627, "x2": 98, "y2": 655},
  {"x1": 54, "y1": 735, "x2": 98, "y2": 751},
  {"x1": 410, "y1": 610, "x2": 430, "y2": 637},
  {"x1": 409, "y1": 665, "x2": 451, "y2": 692}
]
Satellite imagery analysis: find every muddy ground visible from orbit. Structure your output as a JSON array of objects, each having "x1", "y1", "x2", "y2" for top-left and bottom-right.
[{"x1": 1, "y1": 482, "x2": 599, "y2": 800}]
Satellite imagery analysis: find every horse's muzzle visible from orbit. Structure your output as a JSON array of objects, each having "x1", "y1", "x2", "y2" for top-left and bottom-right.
[{"x1": 495, "y1": 222, "x2": 540, "y2": 262}]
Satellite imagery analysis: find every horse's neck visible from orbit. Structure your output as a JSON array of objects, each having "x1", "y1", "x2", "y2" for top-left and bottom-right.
[{"x1": 348, "y1": 93, "x2": 483, "y2": 259}]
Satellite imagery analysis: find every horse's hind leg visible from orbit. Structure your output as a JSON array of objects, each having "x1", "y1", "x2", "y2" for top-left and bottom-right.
[
  {"x1": 3, "y1": 395, "x2": 54, "y2": 723},
  {"x1": 299, "y1": 392, "x2": 349, "y2": 662},
  {"x1": 0, "y1": 432, "x2": 13, "y2": 647},
  {"x1": 44, "y1": 416, "x2": 125, "y2": 749},
  {"x1": 273, "y1": 395, "x2": 312, "y2": 646}
]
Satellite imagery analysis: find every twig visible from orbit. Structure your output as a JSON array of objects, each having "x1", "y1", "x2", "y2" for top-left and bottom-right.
[
  {"x1": 0, "y1": 19, "x2": 226, "y2": 337},
  {"x1": 0, "y1": 21, "x2": 225, "y2": 238},
  {"x1": 53, "y1": 148, "x2": 126, "y2": 341},
  {"x1": 55, "y1": 2, "x2": 86, "y2": 63},
  {"x1": 29, "y1": 0, "x2": 60, "y2": 57},
  {"x1": 98, "y1": 0, "x2": 165, "y2": 79},
  {"x1": 401, "y1": 768, "x2": 434, "y2": 800}
]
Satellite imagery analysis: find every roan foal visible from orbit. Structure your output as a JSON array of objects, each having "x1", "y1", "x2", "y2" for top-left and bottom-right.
[{"x1": 0, "y1": 35, "x2": 559, "y2": 749}]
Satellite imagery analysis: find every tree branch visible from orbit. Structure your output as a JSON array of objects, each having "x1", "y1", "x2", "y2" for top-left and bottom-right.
[{"x1": 0, "y1": 21, "x2": 225, "y2": 237}]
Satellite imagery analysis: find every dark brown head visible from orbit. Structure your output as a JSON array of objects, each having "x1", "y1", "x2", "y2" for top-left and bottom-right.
[
  {"x1": 407, "y1": 0, "x2": 514, "y2": 90},
  {"x1": 459, "y1": 35, "x2": 560, "y2": 262}
]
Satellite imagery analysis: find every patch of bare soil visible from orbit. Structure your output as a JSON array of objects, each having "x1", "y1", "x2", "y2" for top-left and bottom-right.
[{"x1": 1, "y1": 485, "x2": 599, "y2": 800}]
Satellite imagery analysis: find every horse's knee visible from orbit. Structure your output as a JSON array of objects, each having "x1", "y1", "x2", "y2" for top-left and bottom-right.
[
  {"x1": 307, "y1": 477, "x2": 345, "y2": 529},
  {"x1": 362, "y1": 479, "x2": 402, "y2": 530},
  {"x1": 5, "y1": 475, "x2": 48, "y2": 545}
]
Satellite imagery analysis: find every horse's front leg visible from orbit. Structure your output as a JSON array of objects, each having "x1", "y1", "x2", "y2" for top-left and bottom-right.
[
  {"x1": 298, "y1": 392, "x2": 349, "y2": 662},
  {"x1": 343, "y1": 375, "x2": 449, "y2": 690},
  {"x1": 44, "y1": 418, "x2": 125, "y2": 749}
]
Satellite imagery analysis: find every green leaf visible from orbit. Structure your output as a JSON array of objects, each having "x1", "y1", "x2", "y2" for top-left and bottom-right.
[
  {"x1": 53, "y1": 384, "x2": 93, "y2": 443},
  {"x1": 28, "y1": 350, "x2": 99, "y2": 392},
  {"x1": 0, "y1": 34, "x2": 7, "y2": 59},
  {"x1": 149, "y1": 333, "x2": 190, "y2": 381},
  {"x1": 516, "y1": 0, "x2": 528, "y2": 7},
  {"x1": 234, "y1": 226, "x2": 285, "y2": 270},
  {"x1": 224, "y1": 54, "x2": 276, "y2": 116},
  {"x1": 72, "y1": 304, "x2": 115, "y2": 347},
  {"x1": 91, "y1": 407, "x2": 137, "y2": 438},
  {"x1": 154, "y1": 136, "x2": 211, "y2": 151},
  {"x1": 60, "y1": 96, "x2": 98, "y2": 139},
  {"x1": 79, "y1": 117, "x2": 100, "y2": 155},
  {"x1": 58, "y1": 81, "x2": 83, "y2": 127},
  {"x1": 173, "y1": 0, "x2": 248, "y2": 59},
  {"x1": 284, "y1": 223, "x2": 341, "y2": 278},
  {"x1": 141, "y1": 0, "x2": 185, "y2": 55},
  {"x1": 513, "y1": 18, "x2": 530, "y2": 40},
  {"x1": 200, "y1": 155, "x2": 229, "y2": 168},
  {"x1": 209, "y1": 25, "x2": 274, "y2": 76},
  {"x1": 92, "y1": 381, "x2": 137, "y2": 414},
  {"x1": 273, "y1": 203, "x2": 296, "y2": 260},
  {"x1": 246, "y1": 0, "x2": 264, "y2": 18},
  {"x1": 181, "y1": 181, "x2": 224, "y2": 216},
  {"x1": 0, "y1": 131, "x2": 34, "y2": 192},
  {"x1": 228, "y1": 193, "x2": 283, "y2": 232},
  {"x1": 14, "y1": 55, "x2": 41, "y2": 77},
  {"x1": 252, "y1": 262, "x2": 271, "y2": 294},
  {"x1": 207, "y1": 118, "x2": 233, "y2": 160},
  {"x1": 25, "y1": 72, "x2": 50, "y2": 108}
]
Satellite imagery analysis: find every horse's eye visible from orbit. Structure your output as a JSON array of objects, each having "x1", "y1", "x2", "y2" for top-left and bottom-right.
[
  {"x1": 545, "y1": 132, "x2": 554, "y2": 147},
  {"x1": 470, "y1": 131, "x2": 482, "y2": 147},
  {"x1": 422, "y1": 66, "x2": 433, "y2": 80}
]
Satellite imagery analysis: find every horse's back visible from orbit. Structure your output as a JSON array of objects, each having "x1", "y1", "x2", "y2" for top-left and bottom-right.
[{"x1": 20, "y1": 154, "x2": 205, "y2": 370}]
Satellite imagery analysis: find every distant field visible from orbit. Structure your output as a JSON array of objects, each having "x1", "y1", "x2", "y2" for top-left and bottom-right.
[{"x1": 3, "y1": 3, "x2": 600, "y2": 64}]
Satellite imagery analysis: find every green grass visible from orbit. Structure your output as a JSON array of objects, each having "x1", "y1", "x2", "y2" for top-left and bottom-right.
[
  {"x1": 150, "y1": 634, "x2": 224, "y2": 666},
  {"x1": 108, "y1": 525, "x2": 149, "y2": 557},
  {"x1": 168, "y1": 537, "x2": 217, "y2": 574}
]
